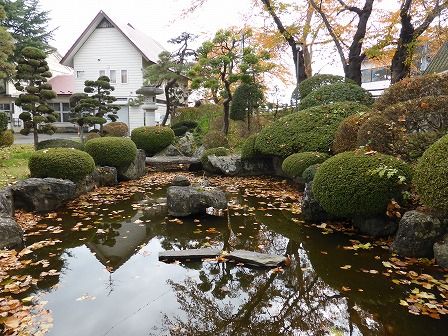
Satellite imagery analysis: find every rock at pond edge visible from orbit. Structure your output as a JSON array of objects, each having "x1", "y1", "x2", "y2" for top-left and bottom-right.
[{"x1": 0, "y1": 215, "x2": 23, "y2": 249}]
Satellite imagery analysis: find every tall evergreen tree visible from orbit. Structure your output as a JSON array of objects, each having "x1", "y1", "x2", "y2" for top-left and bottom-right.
[
  {"x1": 0, "y1": 5, "x2": 14, "y2": 79},
  {"x1": 0, "y1": 0, "x2": 54, "y2": 63}
]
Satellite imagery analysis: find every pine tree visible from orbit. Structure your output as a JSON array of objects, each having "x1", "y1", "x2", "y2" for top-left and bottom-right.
[
  {"x1": 230, "y1": 83, "x2": 264, "y2": 131},
  {"x1": 14, "y1": 46, "x2": 57, "y2": 149}
]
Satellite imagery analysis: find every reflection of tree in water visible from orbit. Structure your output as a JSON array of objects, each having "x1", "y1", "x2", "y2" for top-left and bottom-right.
[{"x1": 157, "y1": 239, "x2": 385, "y2": 336}]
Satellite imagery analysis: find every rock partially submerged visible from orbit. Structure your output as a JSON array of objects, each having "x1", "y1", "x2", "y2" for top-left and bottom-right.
[
  {"x1": 0, "y1": 215, "x2": 23, "y2": 249},
  {"x1": 352, "y1": 216, "x2": 398, "y2": 238},
  {"x1": 203, "y1": 154, "x2": 284, "y2": 176},
  {"x1": 302, "y1": 182, "x2": 327, "y2": 223},
  {"x1": 146, "y1": 156, "x2": 201, "y2": 171},
  {"x1": 171, "y1": 175, "x2": 191, "y2": 187},
  {"x1": 92, "y1": 166, "x2": 118, "y2": 187},
  {"x1": 0, "y1": 187, "x2": 14, "y2": 217},
  {"x1": 118, "y1": 149, "x2": 147, "y2": 181},
  {"x1": 434, "y1": 233, "x2": 448, "y2": 268},
  {"x1": 167, "y1": 186, "x2": 227, "y2": 217},
  {"x1": 228, "y1": 250, "x2": 286, "y2": 267}
]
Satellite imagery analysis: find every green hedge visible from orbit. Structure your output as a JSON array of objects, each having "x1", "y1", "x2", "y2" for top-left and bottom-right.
[
  {"x1": 333, "y1": 112, "x2": 371, "y2": 154},
  {"x1": 0, "y1": 112, "x2": 8, "y2": 131},
  {"x1": 36, "y1": 138, "x2": 84, "y2": 151},
  {"x1": 241, "y1": 134, "x2": 259, "y2": 159},
  {"x1": 281, "y1": 152, "x2": 329, "y2": 180},
  {"x1": 85, "y1": 137, "x2": 137, "y2": 168},
  {"x1": 414, "y1": 135, "x2": 448, "y2": 213},
  {"x1": 29, "y1": 148, "x2": 95, "y2": 182},
  {"x1": 131, "y1": 126, "x2": 174, "y2": 156},
  {"x1": 313, "y1": 151, "x2": 412, "y2": 218},
  {"x1": 0, "y1": 130, "x2": 14, "y2": 147},
  {"x1": 299, "y1": 82, "x2": 374, "y2": 110},
  {"x1": 255, "y1": 102, "x2": 370, "y2": 158},
  {"x1": 102, "y1": 122, "x2": 129, "y2": 137},
  {"x1": 299, "y1": 74, "x2": 355, "y2": 99}
]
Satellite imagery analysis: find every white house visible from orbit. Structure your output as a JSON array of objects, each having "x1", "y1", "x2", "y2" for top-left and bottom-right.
[{"x1": 60, "y1": 10, "x2": 170, "y2": 131}]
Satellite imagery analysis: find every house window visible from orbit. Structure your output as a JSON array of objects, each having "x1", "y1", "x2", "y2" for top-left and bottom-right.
[
  {"x1": 76, "y1": 71, "x2": 85, "y2": 79},
  {"x1": 361, "y1": 67, "x2": 391, "y2": 83},
  {"x1": 0, "y1": 103, "x2": 11, "y2": 112},
  {"x1": 110, "y1": 70, "x2": 117, "y2": 83},
  {"x1": 48, "y1": 103, "x2": 62, "y2": 122},
  {"x1": 62, "y1": 103, "x2": 71, "y2": 122},
  {"x1": 121, "y1": 70, "x2": 128, "y2": 84},
  {"x1": 99, "y1": 70, "x2": 106, "y2": 77}
]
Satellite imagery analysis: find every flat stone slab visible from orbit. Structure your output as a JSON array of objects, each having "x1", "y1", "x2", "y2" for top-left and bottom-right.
[
  {"x1": 146, "y1": 156, "x2": 200, "y2": 165},
  {"x1": 159, "y1": 248, "x2": 221, "y2": 261},
  {"x1": 228, "y1": 250, "x2": 286, "y2": 267}
]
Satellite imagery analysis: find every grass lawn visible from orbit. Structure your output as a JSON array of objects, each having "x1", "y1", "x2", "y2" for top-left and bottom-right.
[{"x1": 0, "y1": 144, "x2": 34, "y2": 188}]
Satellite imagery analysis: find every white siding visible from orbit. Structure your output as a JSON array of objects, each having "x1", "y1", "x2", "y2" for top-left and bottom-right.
[
  {"x1": 73, "y1": 26, "x2": 144, "y2": 98},
  {"x1": 129, "y1": 105, "x2": 144, "y2": 131}
]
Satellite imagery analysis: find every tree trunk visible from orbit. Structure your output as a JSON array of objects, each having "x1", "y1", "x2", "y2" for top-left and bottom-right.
[
  {"x1": 222, "y1": 99, "x2": 230, "y2": 135},
  {"x1": 161, "y1": 79, "x2": 177, "y2": 126},
  {"x1": 79, "y1": 125, "x2": 85, "y2": 144},
  {"x1": 32, "y1": 121, "x2": 38, "y2": 150},
  {"x1": 345, "y1": 56, "x2": 364, "y2": 85}
]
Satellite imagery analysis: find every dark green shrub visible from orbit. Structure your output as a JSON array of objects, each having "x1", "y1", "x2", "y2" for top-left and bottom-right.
[
  {"x1": 201, "y1": 147, "x2": 230, "y2": 172},
  {"x1": 131, "y1": 126, "x2": 174, "y2": 156},
  {"x1": 0, "y1": 130, "x2": 14, "y2": 147},
  {"x1": 172, "y1": 125, "x2": 189, "y2": 137},
  {"x1": 85, "y1": 137, "x2": 137, "y2": 168},
  {"x1": 171, "y1": 120, "x2": 198, "y2": 129},
  {"x1": 176, "y1": 105, "x2": 222, "y2": 141},
  {"x1": 241, "y1": 134, "x2": 259, "y2": 159},
  {"x1": 102, "y1": 122, "x2": 129, "y2": 137},
  {"x1": 302, "y1": 163, "x2": 320, "y2": 183},
  {"x1": 202, "y1": 130, "x2": 229, "y2": 149},
  {"x1": 0, "y1": 112, "x2": 8, "y2": 131},
  {"x1": 333, "y1": 112, "x2": 371, "y2": 154},
  {"x1": 356, "y1": 115, "x2": 395, "y2": 153},
  {"x1": 299, "y1": 82, "x2": 374, "y2": 110},
  {"x1": 281, "y1": 152, "x2": 329, "y2": 180},
  {"x1": 374, "y1": 73, "x2": 448, "y2": 111},
  {"x1": 29, "y1": 148, "x2": 95, "y2": 182},
  {"x1": 36, "y1": 138, "x2": 84, "y2": 151},
  {"x1": 414, "y1": 134, "x2": 448, "y2": 214},
  {"x1": 299, "y1": 74, "x2": 355, "y2": 99},
  {"x1": 86, "y1": 133, "x2": 101, "y2": 141},
  {"x1": 255, "y1": 102, "x2": 370, "y2": 158},
  {"x1": 313, "y1": 151, "x2": 412, "y2": 218},
  {"x1": 397, "y1": 131, "x2": 441, "y2": 162}
]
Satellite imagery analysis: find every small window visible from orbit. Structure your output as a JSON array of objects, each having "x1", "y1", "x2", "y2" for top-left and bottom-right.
[
  {"x1": 109, "y1": 70, "x2": 117, "y2": 83},
  {"x1": 121, "y1": 70, "x2": 128, "y2": 84},
  {"x1": 99, "y1": 70, "x2": 106, "y2": 77},
  {"x1": 361, "y1": 69, "x2": 372, "y2": 83},
  {"x1": 76, "y1": 71, "x2": 85, "y2": 79},
  {"x1": 0, "y1": 103, "x2": 10, "y2": 111}
]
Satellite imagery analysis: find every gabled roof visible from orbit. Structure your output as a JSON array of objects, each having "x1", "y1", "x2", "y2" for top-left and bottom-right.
[
  {"x1": 60, "y1": 10, "x2": 166, "y2": 67},
  {"x1": 424, "y1": 42, "x2": 448, "y2": 74}
]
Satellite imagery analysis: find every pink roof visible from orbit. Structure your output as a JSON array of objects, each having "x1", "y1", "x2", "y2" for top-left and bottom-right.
[{"x1": 49, "y1": 75, "x2": 75, "y2": 95}]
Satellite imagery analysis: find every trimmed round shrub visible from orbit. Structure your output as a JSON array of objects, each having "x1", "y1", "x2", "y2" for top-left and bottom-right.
[
  {"x1": 85, "y1": 137, "x2": 137, "y2": 168},
  {"x1": 102, "y1": 122, "x2": 129, "y2": 137},
  {"x1": 302, "y1": 163, "x2": 320, "y2": 183},
  {"x1": 299, "y1": 74, "x2": 355, "y2": 99},
  {"x1": 172, "y1": 125, "x2": 189, "y2": 137},
  {"x1": 0, "y1": 112, "x2": 8, "y2": 131},
  {"x1": 356, "y1": 115, "x2": 395, "y2": 153},
  {"x1": 255, "y1": 102, "x2": 370, "y2": 158},
  {"x1": 36, "y1": 138, "x2": 84, "y2": 151},
  {"x1": 241, "y1": 134, "x2": 259, "y2": 159},
  {"x1": 131, "y1": 126, "x2": 175, "y2": 156},
  {"x1": 299, "y1": 82, "x2": 374, "y2": 110},
  {"x1": 85, "y1": 132, "x2": 101, "y2": 141},
  {"x1": 202, "y1": 130, "x2": 229, "y2": 149},
  {"x1": 171, "y1": 120, "x2": 198, "y2": 130},
  {"x1": 29, "y1": 148, "x2": 95, "y2": 182},
  {"x1": 333, "y1": 112, "x2": 371, "y2": 154},
  {"x1": 374, "y1": 73, "x2": 448, "y2": 111},
  {"x1": 313, "y1": 151, "x2": 412, "y2": 218},
  {"x1": 397, "y1": 131, "x2": 441, "y2": 162},
  {"x1": 414, "y1": 134, "x2": 448, "y2": 213},
  {"x1": 0, "y1": 130, "x2": 14, "y2": 147},
  {"x1": 281, "y1": 152, "x2": 329, "y2": 180}
]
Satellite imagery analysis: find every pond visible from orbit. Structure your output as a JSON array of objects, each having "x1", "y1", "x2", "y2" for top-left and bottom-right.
[{"x1": 2, "y1": 172, "x2": 448, "y2": 335}]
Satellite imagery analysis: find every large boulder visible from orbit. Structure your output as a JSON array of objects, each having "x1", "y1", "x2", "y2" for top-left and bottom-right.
[
  {"x1": 0, "y1": 216, "x2": 23, "y2": 249},
  {"x1": 176, "y1": 132, "x2": 196, "y2": 157},
  {"x1": 352, "y1": 216, "x2": 398, "y2": 238},
  {"x1": 392, "y1": 211, "x2": 445, "y2": 257},
  {"x1": 194, "y1": 145, "x2": 205, "y2": 158},
  {"x1": 301, "y1": 182, "x2": 328, "y2": 223},
  {"x1": 11, "y1": 178, "x2": 77, "y2": 212},
  {"x1": 434, "y1": 233, "x2": 448, "y2": 268},
  {"x1": 171, "y1": 175, "x2": 191, "y2": 187},
  {"x1": 207, "y1": 155, "x2": 243, "y2": 176},
  {"x1": 0, "y1": 188, "x2": 14, "y2": 217},
  {"x1": 167, "y1": 186, "x2": 227, "y2": 217},
  {"x1": 91, "y1": 166, "x2": 118, "y2": 187},
  {"x1": 117, "y1": 149, "x2": 147, "y2": 181},
  {"x1": 204, "y1": 154, "x2": 284, "y2": 177},
  {"x1": 155, "y1": 144, "x2": 182, "y2": 157}
]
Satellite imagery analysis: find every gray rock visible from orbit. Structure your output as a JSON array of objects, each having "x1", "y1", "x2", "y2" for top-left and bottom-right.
[
  {"x1": 91, "y1": 166, "x2": 118, "y2": 187},
  {"x1": 167, "y1": 186, "x2": 227, "y2": 217},
  {"x1": 392, "y1": 211, "x2": 445, "y2": 257},
  {"x1": 155, "y1": 144, "x2": 182, "y2": 157},
  {"x1": 11, "y1": 178, "x2": 77, "y2": 212},
  {"x1": 159, "y1": 248, "x2": 221, "y2": 261},
  {"x1": 0, "y1": 188, "x2": 14, "y2": 217},
  {"x1": 0, "y1": 215, "x2": 23, "y2": 249},
  {"x1": 352, "y1": 216, "x2": 398, "y2": 238},
  {"x1": 301, "y1": 182, "x2": 328, "y2": 223},
  {"x1": 228, "y1": 250, "x2": 286, "y2": 267},
  {"x1": 118, "y1": 149, "x2": 147, "y2": 181},
  {"x1": 206, "y1": 155, "x2": 243, "y2": 176},
  {"x1": 176, "y1": 132, "x2": 196, "y2": 157},
  {"x1": 171, "y1": 175, "x2": 191, "y2": 187},
  {"x1": 74, "y1": 175, "x2": 96, "y2": 196},
  {"x1": 193, "y1": 145, "x2": 205, "y2": 158},
  {"x1": 434, "y1": 233, "x2": 448, "y2": 268},
  {"x1": 146, "y1": 156, "x2": 201, "y2": 171}
]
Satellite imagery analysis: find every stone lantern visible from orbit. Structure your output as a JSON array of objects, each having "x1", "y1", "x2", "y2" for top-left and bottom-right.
[{"x1": 136, "y1": 86, "x2": 164, "y2": 126}]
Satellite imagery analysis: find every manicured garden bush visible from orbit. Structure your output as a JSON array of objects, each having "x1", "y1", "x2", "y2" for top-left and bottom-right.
[
  {"x1": 85, "y1": 137, "x2": 137, "y2": 168},
  {"x1": 102, "y1": 122, "x2": 129, "y2": 137},
  {"x1": 0, "y1": 130, "x2": 14, "y2": 147},
  {"x1": 281, "y1": 152, "x2": 329, "y2": 180},
  {"x1": 202, "y1": 130, "x2": 229, "y2": 149},
  {"x1": 299, "y1": 74, "x2": 355, "y2": 99},
  {"x1": 414, "y1": 134, "x2": 448, "y2": 214},
  {"x1": 0, "y1": 112, "x2": 8, "y2": 131},
  {"x1": 172, "y1": 125, "x2": 189, "y2": 137},
  {"x1": 36, "y1": 138, "x2": 84, "y2": 151},
  {"x1": 374, "y1": 73, "x2": 448, "y2": 111},
  {"x1": 302, "y1": 163, "x2": 320, "y2": 183},
  {"x1": 29, "y1": 148, "x2": 95, "y2": 182},
  {"x1": 356, "y1": 115, "x2": 395, "y2": 153},
  {"x1": 333, "y1": 113, "x2": 371, "y2": 154},
  {"x1": 255, "y1": 102, "x2": 370, "y2": 158},
  {"x1": 131, "y1": 126, "x2": 174, "y2": 156},
  {"x1": 171, "y1": 120, "x2": 198, "y2": 137},
  {"x1": 299, "y1": 82, "x2": 374, "y2": 110},
  {"x1": 313, "y1": 150, "x2": 412, "y2": 218},
  {"x1": 241, "y1": 134, "x2": 259, "y2": 159},
  {"x1": 86, "y1": 132, "x2": 101, "y2": 141}
]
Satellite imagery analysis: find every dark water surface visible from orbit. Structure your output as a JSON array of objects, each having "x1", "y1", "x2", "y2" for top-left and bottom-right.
[{"x1": 5, "y1": 173, "x2": 448, "y2": 336}]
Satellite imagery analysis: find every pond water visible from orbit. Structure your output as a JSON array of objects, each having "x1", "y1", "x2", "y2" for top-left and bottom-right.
[{"x1": 3, "y1": 173, "x2": 448, "y2": 335}]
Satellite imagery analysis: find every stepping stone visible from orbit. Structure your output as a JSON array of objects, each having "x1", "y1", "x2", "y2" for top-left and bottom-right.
[
  {"x1": 159, "y1": 248, "x2": 221, "y2": 261},
  {"x1": 228, "y1": 250, "x2": 286, "y2": 267}
]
